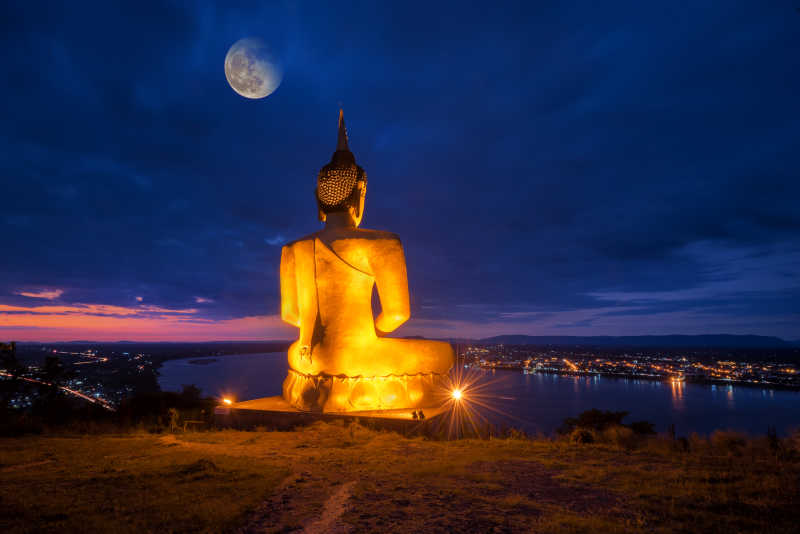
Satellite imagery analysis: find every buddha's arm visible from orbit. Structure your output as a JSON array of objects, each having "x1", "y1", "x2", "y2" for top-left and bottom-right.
[
  {"x1": 280, "y1": 244, "x2": 300, "y2": 327},
  {"x1": 371, "y1": 237, "x2": 411, "y2": 333}
]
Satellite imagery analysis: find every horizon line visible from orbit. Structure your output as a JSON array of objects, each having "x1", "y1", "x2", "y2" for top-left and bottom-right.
[{"x1": 5, "y1": 332, "x2": 796, "y2": 344}]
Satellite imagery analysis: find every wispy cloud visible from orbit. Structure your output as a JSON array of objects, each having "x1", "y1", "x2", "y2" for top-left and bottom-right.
[
  {"x1": 588, "y1": 242, "x2": 800, "y2": 305},
  {"x1": 0, "y1": 300, "x2": 293, "y2": 341},
  {"x1": 15, "y1": 289, "x2": 64, "y2": 300},
  {"x1": 0, "y1": 303, "x2": 197, "y2": 317},
  {"x1": 398, "y1": 307, "x2": 800, "y2": 340},
  {"x1": 194, "y1": 296, "x2": 214, "y2": 304},
  {"x1": 265, "y1": 235, "x2": 287, "y2": 246}
]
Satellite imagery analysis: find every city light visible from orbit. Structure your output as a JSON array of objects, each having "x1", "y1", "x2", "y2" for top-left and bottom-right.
[
  {"x1": 222, "y1": 398, "x2": 233, "y2": 405},
  {"x1": 459, "y1": 344, "x2": 800, "y2": 389},
  {"x1": 451, "y1": 388, "x2": 463, "y2": 400}
]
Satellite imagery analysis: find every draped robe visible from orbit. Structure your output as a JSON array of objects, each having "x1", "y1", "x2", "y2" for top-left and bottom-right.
[{"x1": 279, "y1": 231, "x2": 453, "y2": 411}]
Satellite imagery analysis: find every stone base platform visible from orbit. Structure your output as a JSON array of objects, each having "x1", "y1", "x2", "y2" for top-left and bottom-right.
[
  {"x1": 214, "y1": 395, "x2": 449, "y2": 435},
  {"x1": 282, "y1": 368, "x2": 447, "y2": 413}
]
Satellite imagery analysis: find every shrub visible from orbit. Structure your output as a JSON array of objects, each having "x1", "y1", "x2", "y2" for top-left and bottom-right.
[
  {"x1": 558, "y1": 409, "x2": 629, "y2": 435},
  {"x1": 601, "y1": 425, "x2": 637, "y2": 449},
  {"x1": 689, "y1": 432, "x2": 707, "y2": 452},
  {"x1": 558, "y1": 409, "x2": 656, "y2": 449},
  {"x1": 629, "y1": 420, "x2": 656, "y2": 435},
  {"x1": 710, "y1": 430, "x2": 747, "y2": 456},
  {"x1": 506, "y1": 427, "x2": 527, "y2": 440},
  {"x1": 786, "y1": 428, "x2": 800, "y2": 453},
  {"x1": 168, "y1": 408, "x2": 180, "y2": 433},
  {"x1": 570, "y1": 428, "x2": 596, "y2": 444}
]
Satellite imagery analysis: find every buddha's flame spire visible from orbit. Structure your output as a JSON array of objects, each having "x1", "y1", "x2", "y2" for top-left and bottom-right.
[{"x1": 336, "y1": 108, "x2": 349, "y2": 151}]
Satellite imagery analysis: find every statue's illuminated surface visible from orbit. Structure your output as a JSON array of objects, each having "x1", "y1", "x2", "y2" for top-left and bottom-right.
[{"x1": 280, "y1": 111, "x2": 454, "y2": 412}]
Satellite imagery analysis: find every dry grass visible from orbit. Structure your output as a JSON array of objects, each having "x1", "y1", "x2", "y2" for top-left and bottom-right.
[
  {"x1": 1, "y1": 423, "x2": 798, "y2": 533},
  {"x1": 0, "y1": 434, "x2": 288, "y2": 533}
]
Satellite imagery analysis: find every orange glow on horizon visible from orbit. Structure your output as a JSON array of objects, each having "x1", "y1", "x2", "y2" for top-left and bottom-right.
[{"x1": 0, "y1": 300, "x2": 294, "y2": 341}]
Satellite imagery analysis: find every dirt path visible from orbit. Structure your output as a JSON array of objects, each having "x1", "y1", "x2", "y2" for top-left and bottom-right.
[
  {"x1": 160, "y1": 433, "x2": 628, "y2": 532},
  {"x1": 236, "y1": 472, "x2": 301, "y2": 534},
  {"x1": 0, "y1": 459, "x2": 54, "y2": 472},
  {"x1": 303, "y1": 481, "x2": 356, "y2": 534}
]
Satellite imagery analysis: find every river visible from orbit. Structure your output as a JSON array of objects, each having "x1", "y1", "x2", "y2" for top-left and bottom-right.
[{"x1": 158, "y1": 352, "x2": 799, "y2": 436}]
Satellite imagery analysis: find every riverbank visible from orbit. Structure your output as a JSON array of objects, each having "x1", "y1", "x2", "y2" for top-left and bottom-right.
[
  {"x1": 481, "y1": 365, "x2": 800, "y2": 391},
  {"x1": 157, "y1": 353, "x2": 800, "y2": 436},
  {"x1": 150, "y1": 343, "x2": 288, "y2": 367},
  {"x1": 1, "y1": 422, "x2": 797, "y2": 533}
]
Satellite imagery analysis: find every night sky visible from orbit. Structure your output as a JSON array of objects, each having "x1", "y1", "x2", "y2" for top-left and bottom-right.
[{"x1": 1, "y1": 2, "x2": 798, "y2": 341}]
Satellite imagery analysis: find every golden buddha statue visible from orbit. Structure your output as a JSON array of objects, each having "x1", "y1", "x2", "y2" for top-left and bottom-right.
[{"x1": 280, "y1": 110, "x2": 454, "y2": 412}]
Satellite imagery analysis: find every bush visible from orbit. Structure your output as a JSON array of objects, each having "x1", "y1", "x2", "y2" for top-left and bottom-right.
[
  {"x1": 116, "y1": 386, "x2": 215, "y2": 430},
  {"x1": 570, "y1": 428, "x2": 596, "y2": 444},
  {"x1": 558, "y1": 409, "x2": 656, "y2": 449},
  {"x1": 601, "y1": 425, "x2": 637, "y2": 449},
  {"x1": 688, "y1": 432, "x2": 707, "y2": 453},
  {"x1": 787, "y1": 428, "x2": 800, "y2": 453},
  {"x1": 168, "y1": 408, "x2": 180, "y2": 433},
  {"x1": 710, "y1": 430, "x2": 747, "y2": 456},
  {"x1": 506, "y1": 427, "x2": 527, "y2": 440},
  {"x1": 558, "y1": 409, "x2": 629, "y2": 435},
  {"x1": 629, "y1": 420, "x2": 656, "y2": 435}
]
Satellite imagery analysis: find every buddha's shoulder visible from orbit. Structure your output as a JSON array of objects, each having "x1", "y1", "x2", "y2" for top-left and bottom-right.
[
  {"x1": 351, "y1": 228, "x2": 401, "y2": 242},
  {"x1": 288, "y1": 228, "x2": 400, "y2": 243},
  {"x1": 282, "y1": 234, "x2": 316, "y2": 250}
]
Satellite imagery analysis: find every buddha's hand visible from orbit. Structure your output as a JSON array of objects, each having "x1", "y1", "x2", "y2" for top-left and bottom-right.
[
  {"x1": 375, "y1": 311, "x2": 407, "y2": 334},
  {"x1": 298, "y1": 345, "x2": 312, "y2": 364},
  {"x1": 374, "y1": 316, "x2": 389, "y2": 336}
]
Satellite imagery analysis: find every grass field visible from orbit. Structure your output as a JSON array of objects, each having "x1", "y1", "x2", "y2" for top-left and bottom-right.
[{"x1": 1, "y1": 422, "x2": 798, "y2": 533}]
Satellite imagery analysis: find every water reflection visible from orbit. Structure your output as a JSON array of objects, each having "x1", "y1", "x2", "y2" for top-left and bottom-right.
[{"x1": 670, "y1": 380, "x2": 684, "y2": 411}]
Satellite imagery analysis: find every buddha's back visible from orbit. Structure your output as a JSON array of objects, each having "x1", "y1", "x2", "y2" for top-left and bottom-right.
[
  {"x1": 313, "y1": 228, "x2": 403, "y2": 340},
  {"x1": 281, "y1": 227, "x2": 411, "y2": 376}
]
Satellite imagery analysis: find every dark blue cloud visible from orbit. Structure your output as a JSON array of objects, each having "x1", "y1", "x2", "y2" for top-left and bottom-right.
[{"x1": 1, "y1": 1, "x2": 798, "y2": 338}]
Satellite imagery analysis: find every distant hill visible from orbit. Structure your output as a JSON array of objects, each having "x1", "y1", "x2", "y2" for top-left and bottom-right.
[
  {"x1": 473, "y1": 334, "x2": 791, "y2": 348},
  {"x1": 13, "y1": 336, "x2": 794, "y2": 349}
]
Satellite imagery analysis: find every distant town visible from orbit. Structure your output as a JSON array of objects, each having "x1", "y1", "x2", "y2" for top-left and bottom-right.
[
  {"x1": 2, "y1": 340, "x2": 799, "y2": 410},
  {"x1": 1, "y1": 341, "x2": 289, "y2": 410},
  {"x1": 457, "y1": 343, "x2": 800, "y2": 389}
]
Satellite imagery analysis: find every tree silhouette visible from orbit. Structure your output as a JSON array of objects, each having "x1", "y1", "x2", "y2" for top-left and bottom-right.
[{"x1": 1, "y1": 342, "x2": 28, "y2": 416}]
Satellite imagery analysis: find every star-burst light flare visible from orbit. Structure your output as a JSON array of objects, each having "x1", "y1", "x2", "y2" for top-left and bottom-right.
[{"x1": 433, "y1": 364, "x2": 528, "y2": 439}]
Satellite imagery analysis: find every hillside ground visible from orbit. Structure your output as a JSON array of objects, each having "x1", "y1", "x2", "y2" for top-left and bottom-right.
[{"x1": 1, "y1": 422, "x2": 798, "y2": 533}]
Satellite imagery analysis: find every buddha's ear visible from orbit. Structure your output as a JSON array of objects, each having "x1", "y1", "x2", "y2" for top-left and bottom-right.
[{"x1": 352, "y1": 182, "x2": 365, "y2": 219}]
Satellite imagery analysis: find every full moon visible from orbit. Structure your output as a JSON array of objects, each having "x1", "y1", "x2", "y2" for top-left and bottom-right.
[{"x1": 224, "y1": 38, "x2": 282, "y2": 99}]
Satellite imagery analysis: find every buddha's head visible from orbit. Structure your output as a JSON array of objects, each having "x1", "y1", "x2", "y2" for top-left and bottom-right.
[{"x1": 316, "y1": 110, "x2": 367, "y2": 227}]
